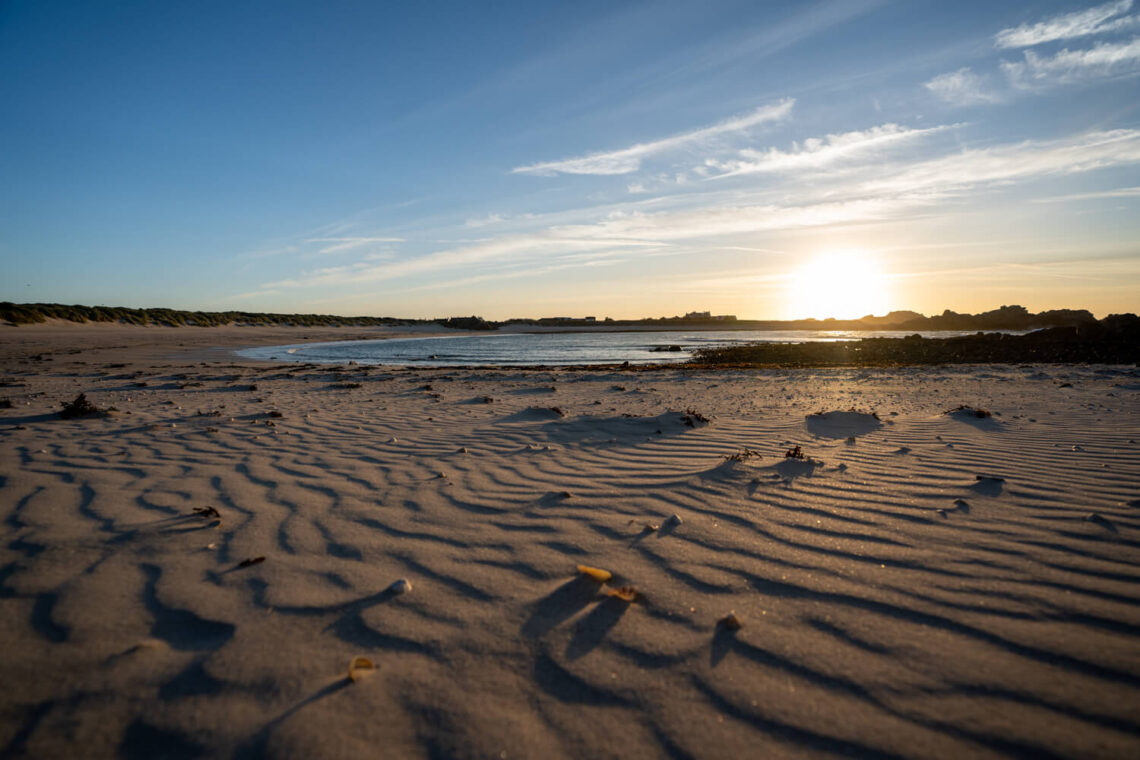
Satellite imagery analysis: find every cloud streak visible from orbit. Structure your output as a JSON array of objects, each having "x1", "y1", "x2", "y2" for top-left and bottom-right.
[
  {"x1": 307, "y1": 237, "x2": 405, "y2": 255},
  {"x1": 709, "y1": 123, "x2": 957, "y2": 178},
  {"x1": 511, "y1": 98, "x2": 794, "y2": 176},
  {"x1": 994, "y1": 0, "x2": 1137, "y2": 49},
  {"x1": 1001, "y1": 36, "x2": 1140, "y2": 89},
  {"x1": 1032, "y1": 185, "x2": 1140, "y2": 202},
  {"x1": 924, "y1": 67, "x2": 1003, "y2": 106}
]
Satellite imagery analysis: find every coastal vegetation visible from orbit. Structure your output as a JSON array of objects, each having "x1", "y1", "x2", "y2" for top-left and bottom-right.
[{"x1": 0, "y1": 302, "x2": 414, "y2": 328}]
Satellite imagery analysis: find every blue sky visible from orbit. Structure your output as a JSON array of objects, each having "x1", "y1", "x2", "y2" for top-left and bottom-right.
[{"x1": 2, "y1": 0, "x2": 1139, "y2": 319}]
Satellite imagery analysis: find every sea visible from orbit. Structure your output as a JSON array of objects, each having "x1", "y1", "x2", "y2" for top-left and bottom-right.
[{"x1": 236, "y1": 329, "x2": 1013, "y2": 367}]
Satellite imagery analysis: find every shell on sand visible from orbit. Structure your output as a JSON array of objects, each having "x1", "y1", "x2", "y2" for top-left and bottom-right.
[
  {"x1": 576, "y1": 565, "x2": 612, "y2": 583},
  {"x1": 348, "y1": 656, "x2": 377, "y2": 682},
  {"x1": 607, "y1": 585, "x2": 638, "y2": 602},
  {"x1": 389, "y1": 578, "x2": 411, "y2": 594}
]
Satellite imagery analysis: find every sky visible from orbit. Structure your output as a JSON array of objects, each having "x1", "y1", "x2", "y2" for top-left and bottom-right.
[{"x1": 2, "y1": 0, "x2": 1139, "y2": 320}]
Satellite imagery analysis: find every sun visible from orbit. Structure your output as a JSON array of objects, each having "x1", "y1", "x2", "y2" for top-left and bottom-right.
[{"x1": 785, "y1": 250, "x2": 890, "y2": 320}]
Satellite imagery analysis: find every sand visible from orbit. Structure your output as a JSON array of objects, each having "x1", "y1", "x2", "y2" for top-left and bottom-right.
[{"x1": 1, "y1": 324, "x2": 1139, "y2": 759}]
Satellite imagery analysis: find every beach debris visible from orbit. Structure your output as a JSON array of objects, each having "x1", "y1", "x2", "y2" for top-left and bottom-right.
[
  {"x1": 664, "y1": 514, "x2": 682, "y2": 527},
  {"x1": 237, "y1": 556, "x2": 266, "y2": 568},
  {"x1": 606, "y1": 585, "x2": 639, "y2": 603},
  {"x1": 59, "y1": 393, "x2": 105, "y2": 419},
  {"x1": 1085, "y1": 512, "x2": 1111, "y2": 527},
  {"x1": 723, "y1": 448, "x2": 762, "y2": 462},
  {"x1": 480, "y1": 396, "x2": 494, "y2": 403},
  {"x1": 682, "y1": 408, "x2": 710, "y2": 427},
  {"x1": 947, "y1": 405, "x2": 992, "y2": 418},
  {"x1": 784, "y1": 445, "x2": 805, "y2": 460},
  {"x1": 0, "y1": 398, "x2": 10, "y2": 409},
  {"x1": 547, "y1": 406, "x2": 566, "y2": 418},
  {"x1": 193, "y1": 506, "x2": 221, "y2": 519},
  {"x1": 458, "y1": 447, "x2": 468, "y2": 454},
  {"x1": 268, "y1": 410, "x2": 284, "y2": 418},
  {"x1": 348, "y1": 656, "x2": 377, "y2": 682},
  {"x1": 247, "y1": 384, "x2": 258, "y2": 391},
  {"x1": 558, "y1": 491, "x2": 573, "y2": 499},
  {"x1": 936, "y1": 509, "x2": 949, "y2": 518},
  {"x1": 389, "y1": 578, "x2": 411, "y2": 594},
  {"x1": 577, "y1": 565, "x2": 612, "y2": 583},
  {"x1": 718, "y1": 612, "x2": 743, "y2": 631},
  {"x1": 1059, "y1": 382, "x2": 1073, "y2": 388},
  {"x1": 975, "y1": 475, "x2": 1005, "y2": 482}
]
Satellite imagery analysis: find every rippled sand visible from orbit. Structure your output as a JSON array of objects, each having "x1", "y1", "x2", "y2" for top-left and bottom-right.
[{"x1": 2, "y1": 325, "x2": 1139, "y2": 759}]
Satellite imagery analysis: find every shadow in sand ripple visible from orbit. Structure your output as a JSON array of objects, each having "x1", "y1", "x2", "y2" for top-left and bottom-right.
[
  {"x1": 566, "y1": 596, "x2": 630, "y2": 659},
  {"x1": 522, "y1": 576, "x2": 604, "y2": 638},
  {"x1": 533, "y1": 651, "x2": 628, "y2": 705},
  {"x1": 141, "y1": 564, "x2": 234, "y2": 651},
  {"x1": 121, "y1": 719, "x2": 206, "y2": 760}
]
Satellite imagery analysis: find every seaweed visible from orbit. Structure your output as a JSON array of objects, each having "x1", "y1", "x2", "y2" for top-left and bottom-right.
[{"x1": 58, "y1": 393, "x2": 105, "y2": 419}]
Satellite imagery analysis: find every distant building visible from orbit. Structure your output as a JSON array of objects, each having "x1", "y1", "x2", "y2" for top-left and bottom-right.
[
  {"x1": 684, "y1": 310, "x2": 712, "y2": 319},
  {"x1": 584, "y1": 316, "x2": 596, "y2": 321}
]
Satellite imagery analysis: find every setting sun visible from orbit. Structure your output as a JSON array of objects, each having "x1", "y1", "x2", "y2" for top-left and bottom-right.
[{"x1": 785, "y1": 251, "x2": 890, "y2": 320}]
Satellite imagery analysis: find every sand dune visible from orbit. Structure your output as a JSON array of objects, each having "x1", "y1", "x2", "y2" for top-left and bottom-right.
[{"x1": 1, "y1": 327, "x2": 1139, "y2": 758}]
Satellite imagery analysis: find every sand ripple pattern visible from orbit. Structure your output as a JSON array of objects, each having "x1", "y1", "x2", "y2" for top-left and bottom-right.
[{"x1": 2, "y1": 362, "x2": 1139, "y2": 759}]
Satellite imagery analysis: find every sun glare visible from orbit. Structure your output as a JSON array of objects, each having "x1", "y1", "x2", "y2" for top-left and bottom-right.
[{"x1": 785, "y1": 251, "x2": 890, "y2": 320}]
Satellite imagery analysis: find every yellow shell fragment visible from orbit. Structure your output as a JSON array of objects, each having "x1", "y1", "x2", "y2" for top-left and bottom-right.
[
  {"x1": 576, "y1": 565, "x2": 612, "y2": 583},
  {"x1": 606, "y1": 585, "x2": 639, "y2": 603},
  {"x1": 348, "y1": 656, "x2": 377, "y2": 682}
]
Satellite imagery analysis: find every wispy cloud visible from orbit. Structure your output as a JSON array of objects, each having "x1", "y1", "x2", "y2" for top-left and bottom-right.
[
  {"x1": 1032, "y1": 185, "x2": 1140, "y2": 202},
  {"x1": 1001, "y1": 36, "x2": 1140, "y2": 88},
  {"x1": 464, "y1": 214, "x2": 507, "y2": 228},
  {"x1": 860, "y1": 129, "x2": 1140, "y2": 196},
  {"x1": 995, "y1": 0, "x2": 1137, "y2": 49},
  {"x1": 511, "y1": 98, "x2": 794, "y2": 176},
  {"x1": 265, "y1": 235, "x2": 663, "y2": 290},
  {"x1": 924, "y1": 67, "x2": 1004, "y2": 105},
  {"x1": 306, "y1": 236, "x2": 405, "y2": 255},
  {"x1": 709, "y1": 123, "x2": 957, "y2": 177},
  {"x1": 262, "y1": 128, "x2": 1140, "y2": 295}
]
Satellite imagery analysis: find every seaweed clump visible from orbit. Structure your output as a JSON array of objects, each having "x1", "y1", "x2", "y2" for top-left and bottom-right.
[
  {"x1": 59, "y1": 393, "x2": 106, "y2": 419},
  {"x1": 723, "y1": 447, "x2": 763, "y2": 462},
  {"x1": 682, "y1": 408, "x2": 710, "y2": 427},
  {"x1": 947, "y1": 405, "x2": 992, "y2": 418}
]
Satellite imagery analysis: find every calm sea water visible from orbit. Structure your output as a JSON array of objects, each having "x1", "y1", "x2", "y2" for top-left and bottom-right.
[{"x1": 237, "y1": 329, "x2": 1010, "y2": 367}]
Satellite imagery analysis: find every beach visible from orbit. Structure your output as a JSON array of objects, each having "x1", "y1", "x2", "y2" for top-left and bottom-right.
[{"x1": 1, "y1": 324, "x2": 1138, "y2": 759}]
